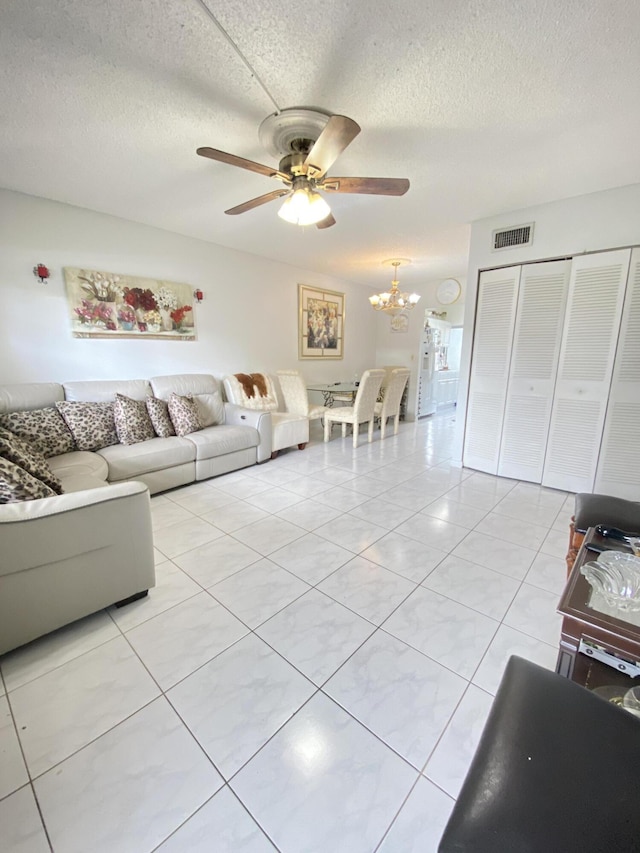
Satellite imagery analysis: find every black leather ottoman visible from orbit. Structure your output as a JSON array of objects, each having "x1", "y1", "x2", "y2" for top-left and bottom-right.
[{"x1": 438, "y1": 656, "x2": 640, "y2": 852}]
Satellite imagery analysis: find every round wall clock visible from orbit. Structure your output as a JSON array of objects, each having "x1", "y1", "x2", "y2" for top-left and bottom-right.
[{"x1": 437, "y1": 278, "x2": 461, "y2": 305}]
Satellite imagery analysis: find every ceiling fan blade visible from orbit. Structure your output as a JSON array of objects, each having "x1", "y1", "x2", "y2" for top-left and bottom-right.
[
  {"x1": 197, "y1": 147, "x2": 289, "y2": 182},
  {"x1": 225, "y1": 189, "x2": 290, "y2": 215},
  {"x1": 319, "y1": 177, "x2": 410, "y2": 196},
  {"x1": 303, "y1": 116, "x2": 361, "y2": 179},
  {"x1": 316, "y1": 213, "x2": 336, "y2": 229}
]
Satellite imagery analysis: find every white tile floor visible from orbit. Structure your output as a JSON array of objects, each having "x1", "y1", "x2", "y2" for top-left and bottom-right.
[{"x1": 0, "y1": 412, "x2": 569, "y2": 852}]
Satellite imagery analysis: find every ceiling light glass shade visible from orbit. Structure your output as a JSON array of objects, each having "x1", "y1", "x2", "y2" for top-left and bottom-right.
[{"x1": 278, "y1": 188, "x2": 331, "y2": 226}]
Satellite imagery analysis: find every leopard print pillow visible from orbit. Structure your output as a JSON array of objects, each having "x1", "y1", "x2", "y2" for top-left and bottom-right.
[
  {"x1": 0, "y1": 456, "x2": 57, "y2": 503},
  {"x1": 167, "y1": 393, "x2": 202, "y2": 437},
  {"x1": 0, "y1": 407, "x2": 76, "y2": 457},
  {"x1": 55, "y1": 401, "x2": 119, "y2": 451},
  {"x1": 113, "y1": 394, "x2": 156, "y2": 445},
  {"x1": 146, "y1": 396, "x2": 175, "y2": 437},
  {"x1": 0, "y1": 428, "x2": 63, "y2": 493}
]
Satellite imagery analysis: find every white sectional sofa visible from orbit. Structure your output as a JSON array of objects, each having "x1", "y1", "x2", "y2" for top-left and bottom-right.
[
  {"x1": 57, "y1": 373, "x2": 272, "y2": 491},
  {"x1": 0, "y1": 373, "x2": 271, "y2": 654}
]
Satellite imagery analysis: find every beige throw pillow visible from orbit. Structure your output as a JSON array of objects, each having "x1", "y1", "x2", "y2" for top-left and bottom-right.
[
  {"x1": 0, "y1": 428, "x2": 63, "y2": 493},
  {"x1": 145, "y1": 397, "x2": 175, "y2": 437},
  {"x1": 55, "y1": 401, "x2": 119, "y2": 451},
  {"x1": 167, "y1": 393, "x2": 202, "y2": 437},
  {"x1": 0, "y1": 456, "x2": 57, "y2": 503},
  {"x1": 194, "y1": 392, "x2": 225, "y2": 427},
  {"x1": 0, "y1": 407, "x2": 76, "y2": 457},
  {"x1": 113, "y1": 394, "x2": 156, "y2": 445}
]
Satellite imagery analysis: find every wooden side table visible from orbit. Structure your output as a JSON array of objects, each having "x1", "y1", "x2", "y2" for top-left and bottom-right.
[{"x1": 556, "y1": 527, "x2": 640, "y2": 690}]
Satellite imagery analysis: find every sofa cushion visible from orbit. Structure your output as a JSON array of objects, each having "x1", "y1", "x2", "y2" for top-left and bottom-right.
[
  {"x1": 97, "y1": 436, "x2": 195, "y2": 480},
  {"x1": 145, "y1": 397, "x2": 175, "y2": 437},
  {"x1": 0, "y1": 457, "x2": 57, "y2": 503},
  {"x1": 150, "y1": 373, "x2": 218, "y2": 399},
  {"x1": 0, "y1": 428, "x2": 63, "y2": 493},
  {"x1": 0, "y1": 407, "x2": 76, "y2": 457},
  {"x1": 58, "y1": 474, "x2": 111, "y2": 493},
  {"x1": 185, "y1": 425, "x2": 259, "y2": 460},
  {"x1": 168, "y1": 394, "x2": 202, "y2": 437},
  {"x1": 56, "y1": 401, "x2": 119, "y2": 451},
  {"x1": 0, "y1": 382, "x2": 64, "y2": 414},
  {"x1": 48, "y1": 451, "x2": 109, "y2": 482},
  {"x1": 62, "y1": 379, "x2": 152, "y2": 403},
  {"x1": 113, "y1": 394, "x2": 156, "y2": 445}
]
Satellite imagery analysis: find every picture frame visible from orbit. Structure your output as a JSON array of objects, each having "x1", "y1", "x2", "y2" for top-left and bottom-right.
[
  {"x1": 64, "y1": 267, "x2": 196, "y2": 340},
  {"x1": 390, "y1": 313, "x2": 409, "y2": 333},
  {"x1": 298, "y1": 284, "x2": 344, "y2": 359}
]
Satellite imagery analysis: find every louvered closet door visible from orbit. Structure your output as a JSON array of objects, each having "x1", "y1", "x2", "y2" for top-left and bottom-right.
[
  {"x1": 463, "y1": 266, "x2": 520, "y2": 474},
  {"x1": 595, "y1": 248, "x2": 640, "y2": 499},
  {"x1": 497, "y1": 260, "x2": 571, "y2": 481},
  {"x1": 542, "y1": 249, "x2": 631, "y2": 493}
]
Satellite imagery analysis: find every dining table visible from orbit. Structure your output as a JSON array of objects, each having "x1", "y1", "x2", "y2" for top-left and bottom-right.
[{"x1": 306, "y1": 381, "x2": 358, "y2": 407}]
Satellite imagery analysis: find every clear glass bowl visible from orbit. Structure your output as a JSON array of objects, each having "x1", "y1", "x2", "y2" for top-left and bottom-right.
[
  {"x1": 623, "y1": 686, "x2": 640, "y2": 718},
  {"x1": 581, "y1": 552, "x2": 640, "y2": 612}
]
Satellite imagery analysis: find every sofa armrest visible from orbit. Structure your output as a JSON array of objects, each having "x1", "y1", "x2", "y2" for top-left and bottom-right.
[
  {"x1": 0, "y1": 481, "x2": 155, "y2": 654},
  {"x1": 224, "y1": 403, "x2": 272, "y2": 463},
  {"x1": 0, "y1": 481, "x2": 153, "y2": 575},
  {"x1": 0, "y1": 480, "x2": 147, "y2": 524}
]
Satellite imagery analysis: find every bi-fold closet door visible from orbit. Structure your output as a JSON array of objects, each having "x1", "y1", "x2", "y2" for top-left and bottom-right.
[
  {"x1": 497, "y1": 259, "x2": 571, "y2": 481},
  {"x1": 594, "y1": 248, "x2": 640, "y2": 500},
  {"x1": 541, "y1": 249, "x2": 631, "y2": 493},
  {"x1": 464, "y1": 248, "x2": 638, "y2": 496},
  {"x1": 462, "y1": 266, "x2": 521, "y2": 474},
  {"x1": 462, "y1": 259, "x2": 570, "y2": 479}
]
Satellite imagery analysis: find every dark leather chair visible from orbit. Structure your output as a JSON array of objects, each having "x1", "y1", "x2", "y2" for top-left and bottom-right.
[
  {"x1": 566, "y1": 493, "x2": 640, "y2": 573},
  {"x1": 438, "y1": 656, "x2": 640, "y2": 853}
]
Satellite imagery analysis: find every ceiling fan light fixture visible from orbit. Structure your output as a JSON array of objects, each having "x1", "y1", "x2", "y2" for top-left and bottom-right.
[{"x1": 278, "y1": 187, "x2": 331, "y2": 226}]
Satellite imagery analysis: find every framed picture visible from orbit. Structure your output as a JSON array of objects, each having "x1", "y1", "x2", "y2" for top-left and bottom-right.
[
  {"x1": 390, "y1": 314, "x2": 409, "y2": 333},
  {"x1": 64, "y1": 267, "x2": 196, "y2": 340},
  {"x1": 298, "y1": 284, "x2": 344, "y2": 359}
]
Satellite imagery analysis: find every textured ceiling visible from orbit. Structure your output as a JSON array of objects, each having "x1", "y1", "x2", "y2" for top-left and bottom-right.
[{"x1": 2, "y1": 0, "x2": 640, "y2": 288}]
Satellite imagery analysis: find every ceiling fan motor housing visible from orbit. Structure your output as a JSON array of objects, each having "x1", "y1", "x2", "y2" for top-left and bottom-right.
[
  {"x1": 279, "y1": 151, "x2": 313, "y2": 178},
  {"x1": 259, "y1": 107, "x2": 331, "y2": 158}
]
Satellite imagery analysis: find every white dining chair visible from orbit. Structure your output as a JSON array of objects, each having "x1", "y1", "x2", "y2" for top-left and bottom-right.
[
  {"x1": 323, "y1": 369, "x2": 385, "y2": 448},
  {"x1": 374, "y1": 367, "x2": 410, "y2": 438},
  {"x1": 276, "y1": 370, "x2": 328, "y2": 422}
]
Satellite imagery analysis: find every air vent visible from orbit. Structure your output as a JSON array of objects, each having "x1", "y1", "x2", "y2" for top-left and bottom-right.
[{"x1": 492, "y1": 223, "x2": 534, "y2": 251}]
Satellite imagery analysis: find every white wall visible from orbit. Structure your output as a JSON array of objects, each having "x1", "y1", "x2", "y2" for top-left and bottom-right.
[
  {"x1": 453, "y1": 182, "x2": 640, "y2": 463},
  {"x1": 0, "y1": 190, "x2": 378, "y2": 386},
  {"x1": 374, "y1": 277, "x2": 466, "y2": 419}
]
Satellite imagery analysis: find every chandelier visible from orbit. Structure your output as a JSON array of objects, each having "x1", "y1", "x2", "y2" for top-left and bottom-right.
[{"x1": 369, "y1": 259, "x2": 420, "y2": 315}]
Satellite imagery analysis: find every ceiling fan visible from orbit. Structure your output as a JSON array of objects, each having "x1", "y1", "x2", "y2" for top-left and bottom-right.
[{"x1": 197, "y1": 107, "x2": 410, "y2": 229}]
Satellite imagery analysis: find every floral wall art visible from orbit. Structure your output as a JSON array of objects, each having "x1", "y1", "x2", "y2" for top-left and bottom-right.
[{"x1": 64, "y1": 268, "x2": 196, "y2": 340}]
